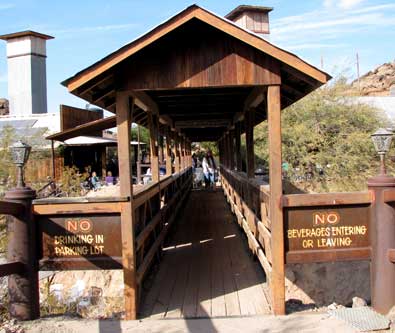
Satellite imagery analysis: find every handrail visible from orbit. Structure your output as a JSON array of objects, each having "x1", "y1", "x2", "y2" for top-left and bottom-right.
[
  {"x1": 133, "y1": 167, "x2": 192, "y2": 208},
  {"x1": 0, "y1": 201, "x2": 25, "y2": 217},
  {"x1": 220, "y1": 166, "x2": 269, "y2": 193},
  {"x1": 282, "y1": 191, "x2": 372, "y2": 208},
  {"x1": 0, "y1": 261, "x2": 24, "y2": 277}
]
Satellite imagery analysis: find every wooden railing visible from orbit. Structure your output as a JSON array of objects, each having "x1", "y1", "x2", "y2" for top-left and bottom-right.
[
  {"x1": 220, "y1": 166, "x2": 273, "y2": 304},
  {"x1": 33, "y1": 167, "x2": 193, "y2": 295},
  {"x1": 0, "y1": 201, "x2": 26, "y2": 277},
  {"x1": 134, "y1": 168, "x2": 192, "y2": 284}
]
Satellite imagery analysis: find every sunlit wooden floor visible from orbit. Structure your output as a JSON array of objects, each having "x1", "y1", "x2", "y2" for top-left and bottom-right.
[{"x1": 139, "y1": 189, "x2": 270, "y2": 318}]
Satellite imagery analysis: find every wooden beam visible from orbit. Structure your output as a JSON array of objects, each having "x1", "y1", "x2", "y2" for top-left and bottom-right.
[
  {"x1": 245, "y1": 108, "x2": 255, "y2": 178},
  {"x1": 267, "y1": 85, "x2": 285, "y2": 315},
  {"x1": 92, "y1": 85, "x2": 115, "y2": 103},
  {"x1": 283, "y1": 192, "x2": 372, "y2": 207},
  {"x1": 0, "y1": 201, "x2": 24, "y2": 217},
  {"x1": 129, "y1": 90, "x2": 159, "y2": 115},
  {"x1": 244, "y1": 86, "x2": 266, "y2": 111},
  {"x1": 0, "y1": 261, "x2": 24, "y2": 278},
  {"x1": 148, "y1": 111, "x2": 160, "y2": 183},
  {"x1": 76, "y1": 74, "x2": 114, "y2": 96},
  {"x1": 116, "y1": 92, "x2": 137, "y2": 320},
  {"x1": 47, "y1": 116, "x2": 116, "y2": 142},
  {"x1": 175, "y1": 119, "x2": 231, "y2": 129}
]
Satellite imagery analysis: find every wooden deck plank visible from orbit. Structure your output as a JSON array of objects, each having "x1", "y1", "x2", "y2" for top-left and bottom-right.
[
  {"x1": 140, "y1": 189, "x2": 270, "y2": 319},
  {"x1": 182, "y1": 208, "x2": 204, "y2": 318},
  {"x1": 210, "y1": 193, "x2": 227, "y2": 317}
]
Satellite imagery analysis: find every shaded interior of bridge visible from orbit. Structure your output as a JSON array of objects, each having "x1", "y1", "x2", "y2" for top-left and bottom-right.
[{"x1": 139, "y1": 188, "x2": 270, "y2": 318}]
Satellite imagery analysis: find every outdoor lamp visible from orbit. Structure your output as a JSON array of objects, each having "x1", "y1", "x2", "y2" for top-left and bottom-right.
[
  {"x1": 10, "y1": 140, "x2": 31, "y2": 188},
  {"x1": 371, "y1": 128, "x2": 393, "y2": 176}
]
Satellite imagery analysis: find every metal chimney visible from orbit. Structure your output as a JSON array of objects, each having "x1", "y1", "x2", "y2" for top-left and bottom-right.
[
  {"x1": 0, "y1": 31, "x2": 54, "y2": 116},
  {"x1": 225, "y1": 5, "x2": 273, "y2": 38}
]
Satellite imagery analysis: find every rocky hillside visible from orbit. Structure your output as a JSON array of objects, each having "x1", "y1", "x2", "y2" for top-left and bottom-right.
[
  {"x1": 0, "y1": 99, "x2": 8, "y2": 116},
  {"x1": 350, "y1": 62, "x2": 395, "y2": 96}
]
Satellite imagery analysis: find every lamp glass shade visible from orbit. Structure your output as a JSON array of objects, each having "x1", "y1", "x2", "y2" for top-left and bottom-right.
[
  {"x1": 371, "y1": 128, "x2": 393, "y2": 154},
  {"x1": 10, "y1": 140, "x2": 31, "y2": 165}
]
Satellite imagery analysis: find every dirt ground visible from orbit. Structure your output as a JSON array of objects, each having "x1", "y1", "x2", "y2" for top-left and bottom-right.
[{"x1": 19, "y1": 312, "x2": 360, "y2": 333}]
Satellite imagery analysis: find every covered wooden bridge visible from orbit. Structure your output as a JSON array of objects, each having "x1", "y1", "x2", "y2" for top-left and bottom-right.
[{"x1": 40, "y1": 5, "x2": 330, "y2": 319}]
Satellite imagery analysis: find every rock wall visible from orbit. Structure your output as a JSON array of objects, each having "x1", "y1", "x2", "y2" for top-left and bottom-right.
[
  {"x1": 285, "y1": 261, "x2": 370, "y2": 307},
  {"x1": 351, "y1": 62, "x2": 395, "y2": 96}
]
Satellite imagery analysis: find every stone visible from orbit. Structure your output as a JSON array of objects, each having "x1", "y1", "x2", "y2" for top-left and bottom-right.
[
  {"x1": 285, "y1": 267, "x2": 296, "y2": 283},
  {"x1": 352, "y1": 297, "x2": 367, "y2": 308},
  {"x1": 328, "y1": 302, "x2": 339, "y2": 310}
]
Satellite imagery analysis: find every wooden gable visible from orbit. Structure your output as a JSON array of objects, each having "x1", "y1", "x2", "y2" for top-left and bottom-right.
[{"x1": 119, "y1": 19, "x2": 280, "y2": 90}]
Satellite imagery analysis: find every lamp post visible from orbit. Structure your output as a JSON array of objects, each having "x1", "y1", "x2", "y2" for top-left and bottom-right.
[
  {"x1": 371, "y1": 128, "x2": 393, "y2": 177},
  {"x1": 5, "y1": 140, "x2": 39, "y2": 320},
  {"x1": 10, "y1": 140, "x2": 31, "y2": 188}
]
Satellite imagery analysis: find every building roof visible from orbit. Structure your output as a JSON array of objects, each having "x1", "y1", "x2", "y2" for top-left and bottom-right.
[
  {"x1": 0, "y1": 30, "x2": 54, "y2": 41},
  {"x1": 0, "y1": 113, "x2": 60, "y2": 147},
  {"x1": 63, "y1": 136, "x2": 146, "y2": 146},
  {"x1": 60, "y1": 4, "x2": 331, "y2": 141},
  {"x1": 62, "y1": 4, "x2": 330, "y2": 92}
]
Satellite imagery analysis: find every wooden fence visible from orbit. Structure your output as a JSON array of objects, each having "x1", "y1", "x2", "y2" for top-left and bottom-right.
[{"x1": 33, "y1": 168, "x2": 192, "y2": 300}]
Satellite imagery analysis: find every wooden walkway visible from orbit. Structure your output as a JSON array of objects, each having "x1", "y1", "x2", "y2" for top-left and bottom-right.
[{"x1": 139, "y1": 189, "x2": 270, "y2": 319}]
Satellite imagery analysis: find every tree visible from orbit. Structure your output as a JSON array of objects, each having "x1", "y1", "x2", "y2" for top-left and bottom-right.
[
  {"x1": 131, "y1": 125, "x2": 150, "y2": 144},
  {"x1": 253, "y1": 78, "x2": 391, "y2": 192}
]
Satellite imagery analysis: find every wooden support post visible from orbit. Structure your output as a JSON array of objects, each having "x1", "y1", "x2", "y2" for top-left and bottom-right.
[
  {"x1": 224, "y1": 133, "x2": 229, "y2": 168},
  {"x1": 101, "y1": 147, "x2": 107, "y2": 178},
  {"x1": 183, "y1": 137, "x2": 187, "y2": 170},
  {"x1": 148, "y1": 112, "x2": 160, "y2": 183},
  {"x1": 51, "y1": 140, "x2": 56, "y2": 179},
  {"x1": 229, "y1": 129, "x2": 235, "y2": 170},
  {"x1": 174, "y1": 133, "x2": 181, "y2": 173},
  {"x1": 165, "y1": 127, "x2": 172, "y2": 176},
  {"x1": 267, "y1": 85, "x2": 285, "y2": 315},
  {"x1": 158, "y1": 135, "x2": 164, "y2": 166},
  {"x1": 5, "y1": 187, "x2": 39, "y2": 320},
  {"x1": 116, "y1": 92, "x2": 137, "y2": 320},
  {"x1": 219, "y1": 138, "x2": 224, "y2": 166},
  {"x1": 245, "y1": 108, "x2": 255, "y2": 178},
  {"x1": 235, "y1": 122, "x2": 242, "y2": 172}
]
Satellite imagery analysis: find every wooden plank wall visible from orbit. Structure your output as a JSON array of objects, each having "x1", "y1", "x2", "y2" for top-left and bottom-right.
[
  {"x1": 25, "y1": 156, "x2": 63, "y2": 182},
  {"x1": 121, "y1": 20, "x2": 281, "y2": 90},
  {"x1": 60, "y1": 104, "x2": 103, "y2": 133}
]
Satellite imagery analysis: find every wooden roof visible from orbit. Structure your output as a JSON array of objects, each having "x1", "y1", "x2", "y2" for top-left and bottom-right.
[
  {"x1": 61, "y1": 4, "x2": 331, "y2": 141},
  {"x1": 225, "y1": 5, "x2": 273, "y2": 21}
]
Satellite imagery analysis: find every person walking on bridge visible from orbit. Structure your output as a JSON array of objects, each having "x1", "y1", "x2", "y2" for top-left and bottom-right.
[{"x1": 202, "y1": 150, "x2": 216, "y2": 188}]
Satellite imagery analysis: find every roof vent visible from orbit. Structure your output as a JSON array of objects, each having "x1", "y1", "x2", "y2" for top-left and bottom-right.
[{"x1": 225, "y1": 5, "x2": 272, "y2": 37}]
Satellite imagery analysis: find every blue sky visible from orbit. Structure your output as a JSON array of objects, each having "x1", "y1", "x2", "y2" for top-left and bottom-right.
[{"x1": 0, "y1": 0, "x2": 394, "y2": 113}]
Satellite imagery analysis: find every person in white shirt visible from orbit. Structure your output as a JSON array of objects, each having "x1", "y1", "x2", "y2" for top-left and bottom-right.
[{"x1": 202, "y1": 150, "x2": 216, "y2": 188}]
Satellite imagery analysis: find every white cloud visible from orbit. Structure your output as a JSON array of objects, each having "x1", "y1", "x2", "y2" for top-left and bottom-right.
[
  {"x1": 47, "y1": 23, "x2": 139, "y2": 37},
  {"x1": 324, "y1": 0, "x2": 365, "y2": 9},
  {"x1": 350, "y1": 3, "x2": 395, "y2": 14},
  {"x1": 286, "y1": 43, "x2": 347, "y2": 51},
  {"x1": 271, "y1": 3, "x2": 395, "y2": 47}
]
